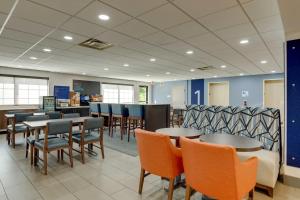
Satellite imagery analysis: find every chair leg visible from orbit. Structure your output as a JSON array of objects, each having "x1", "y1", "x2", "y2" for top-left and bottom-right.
[
  {"x1": 61, "y1": 149, "x2": 64, "y2": 161},
  {"x1": 30, "y1": 144, "x2": 34, "y2": 165},
  {"x1": 43, "y1": 150, "x2": 48, "y2": 175},
  {"x1": 127, "y1": 119, "x2": 131, "y2": 142},
  {"x1": 25, "y1": 142, "x2": 29, "y2": 158},
  {"x1": 81, "y1": 143, "x2": 85, "y2": 164},
  {"x1": 120, "y1": 117, "x2": 124, "y2": 140},
  {"x1": 168, "y1": 178, "x2": 175, "y2": 200},
  {"x1": 57, "y1": 150, "x2": 60, "y2": 162},
  {"x1": 100, "y1": 136, "x2": 104, "y2": 159},
  {"x1": 138, "y1": 168, "x2": 145, "y2": 194},
  {"x1": 7, "y1": 132, "x2": 10, "y2": 145},
  {"x1": 69, "y1": 146, "x2": 73, "y2": 168},
  {"x1": 249, "y1": 188, "x2": 254, "y2": 200},
  {"x1": 185, "y1": 185, "x2": 192, "y2": 200},
  {"x1": 12, "y1": 133, "x2": 15, "y2": 148}
]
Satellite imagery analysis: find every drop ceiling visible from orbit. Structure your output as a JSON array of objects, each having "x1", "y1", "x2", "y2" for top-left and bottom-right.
[{"x1": 0, "y1": 0, "x2": 285, "y2": 82}]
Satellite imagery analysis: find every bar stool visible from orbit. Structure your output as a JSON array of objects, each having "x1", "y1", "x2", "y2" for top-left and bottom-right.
[
  {"x1": 99, "y1": 103, "x2": 112, "y2": 134},
  {"x1": 111, "y1": 104, "x2": 129, "y2": 140},
  {"x1": 90, "y1": 103, "x2": 101, "y2": 117},
  {"x1": 127, "y1": 104, "x2": 144, "y2": 142}
]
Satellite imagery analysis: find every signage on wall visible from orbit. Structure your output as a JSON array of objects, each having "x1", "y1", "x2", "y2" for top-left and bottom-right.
[{"x1": 191, "y1": 79, "x2": 204, "y2": 105}]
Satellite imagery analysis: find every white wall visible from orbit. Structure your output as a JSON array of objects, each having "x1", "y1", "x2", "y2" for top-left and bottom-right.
[{"x1": 0, "y1": 66, "x2": 152, "y2": 109}]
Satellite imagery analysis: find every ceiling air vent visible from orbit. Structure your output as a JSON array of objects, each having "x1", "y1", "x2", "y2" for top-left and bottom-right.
[
  {"x1": 79, "y1": 38, "x2": 113, "y2": 51},
  {"x1": 196, "y1": 66, "x2": 215, "y2": 71}
]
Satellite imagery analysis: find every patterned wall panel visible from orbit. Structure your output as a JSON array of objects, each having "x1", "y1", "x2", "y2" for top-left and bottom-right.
[{"x1": 183, "y1": 105, "x2": 282, "y2": 153}]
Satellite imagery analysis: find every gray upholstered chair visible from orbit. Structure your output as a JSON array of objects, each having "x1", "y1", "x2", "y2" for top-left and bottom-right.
[
  {"x1": 127, "y1": 105, "x2": 144, "y2": 142},
  {"x1": 72, "y1": 117, "x2": 104, "y2": 164},
  {"x1": 25, "y1": 115, "x2": 54, "y2": 165},
  {"x1": 63, "y1": 113, "x2": 80, "y2": 118},
  {"x1": 46, "y1": 111, "x2": 61, "y2": 119},
  {"x1": 110, "y1": 104, "x2": 128, "y2": 139},
  {"x1": 34, "y1": 120, "x2": 73, "y2": 175},
  {"x1": 7, "y1": 112, "x2": 33, "y2": 148}
]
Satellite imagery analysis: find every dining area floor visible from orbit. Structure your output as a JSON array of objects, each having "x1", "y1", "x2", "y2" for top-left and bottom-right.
[{"x1": 0, "y1": 134, "x2": 299, "y2": 200}]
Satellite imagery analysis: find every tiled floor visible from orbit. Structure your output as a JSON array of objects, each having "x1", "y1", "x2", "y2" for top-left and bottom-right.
[{"x1": 0, "y1": 134, "x2": 300, "y2": 200}]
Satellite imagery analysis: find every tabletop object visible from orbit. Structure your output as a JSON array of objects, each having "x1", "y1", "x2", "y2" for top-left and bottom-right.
[{"x1": 200, "y1": 134, "x2": 263, "y2": 152}]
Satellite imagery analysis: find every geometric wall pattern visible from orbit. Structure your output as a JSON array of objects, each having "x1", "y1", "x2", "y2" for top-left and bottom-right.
[{"x1": 183, "y1": 105, "x2": 282, "y2": 155}]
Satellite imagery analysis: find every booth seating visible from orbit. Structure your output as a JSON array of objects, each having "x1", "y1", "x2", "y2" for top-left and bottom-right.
[
  {"x1": 127, "y1": 104, "x2": 144, "y2": 142},
  {"x1": 90, "y1": 103, "x2": 101, "y2": 117},
  {"x1": 183, "y1": 105, "x2": 282, "y2": 197},
  {"x1": 99, "y1": 103, "x2": 112, "y2": 134},
  {"x1": 111, "y1": 104, "x2": 128, "y2": 140}
]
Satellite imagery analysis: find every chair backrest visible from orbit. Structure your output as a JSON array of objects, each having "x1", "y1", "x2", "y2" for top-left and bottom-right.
[
  {"x1": 84, "y1": 117, "x2": 104, "y2": 130},
  {"x1": 111, "y1": 104, "x2": 128, "y2": 116},
  {"x1": 135, "y1": 129, "x2": 180, "y2": 178},
  {"x1": 15, "y1": 113, "x2": 33, "y2": 123},
  {"x1": 127, "y1": 104, "x2": 144, "y2": 118},
  {"x1": 180, "y1": 137, "x2": 239, "y2": 199},
  {"x1": 63, "y1": 113, "x2": 80, "y2": 118},
  {"x1": 46, "y1": 120, "x2": 72, "y2": 135},
  {"x1": 90, "y1": 103, "x2": 100, "y2": 113},
  {"x1": 7, "y1": 110, "x2": 21, "y2": 114},
  {"x1": 100, "y1": 103, "x2": 112, "y2": 115},
  {"x1": 46, "y1": 111, "x2": 61, "y2": 119},
  {"x1": 26, "y1": 115, "x2": 49, "y2": 121}
]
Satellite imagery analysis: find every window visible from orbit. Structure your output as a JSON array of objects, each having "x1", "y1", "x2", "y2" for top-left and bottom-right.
[
  {"x1": 0, "y1": 76, "x2": 14, "y2": 105},
  {"x1": 0, "y1": 75, "x2": 48, "y2": 105},
  {"x1": 102, "y1": 84, "x2": 134, "y2": 104},
  {"x1": 138, "y1": 86, "x2": 148, "y2": 104}
]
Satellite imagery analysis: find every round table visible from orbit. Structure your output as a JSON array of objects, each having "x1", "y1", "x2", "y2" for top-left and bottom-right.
[
  {"x1": 156, "y1": 127, "x2": 202, "y2": 147},
  {"x1": 200, "y1": 134, "x2": 263, "y2": 152}
]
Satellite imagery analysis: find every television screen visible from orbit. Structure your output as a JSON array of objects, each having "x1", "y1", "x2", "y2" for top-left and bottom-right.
[{"x1": 73, "y1": 80, "x2": 100, "y2": 96}]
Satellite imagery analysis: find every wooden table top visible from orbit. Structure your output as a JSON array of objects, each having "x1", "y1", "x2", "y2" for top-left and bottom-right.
[
  {"x1": 200, "y1": 134, "x2": 263, "y2": 152},
  {"x1": 155, "y1": 127, "x2": 202, "y2": 139},
  {"x1": 5, "y1": 112, "x2": 46, "y2": 119},
  {"x1": 23, "y1": 116, "x2": 93, "y2": 128}
]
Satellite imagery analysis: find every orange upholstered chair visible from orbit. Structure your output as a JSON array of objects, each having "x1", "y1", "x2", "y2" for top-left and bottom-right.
[
  {"x1": 180, "y1": 137, "x2": 258, "y2": 200},
  {"x1": 135, "y1": 129, "x2": 183, "y2": 200}
]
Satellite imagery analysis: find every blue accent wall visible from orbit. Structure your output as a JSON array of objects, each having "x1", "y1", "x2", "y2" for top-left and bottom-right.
[
  {"x1": 204, "y1": 73, "x2": 284, "y2": 106},
  {"x1": 191, "y1": 79, "x2": 204, "y2": 104},
  {"x1": 287, "y1": 39, "x2": 300, "y2": 167}
]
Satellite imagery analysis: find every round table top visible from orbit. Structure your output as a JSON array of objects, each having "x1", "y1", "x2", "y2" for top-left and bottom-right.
[
  {"x1": 155, "y1": 127, "x2": 202, "y2": 139},
  {"x1": 199, "y1": 134, "x2": 263, "y2": 152}
]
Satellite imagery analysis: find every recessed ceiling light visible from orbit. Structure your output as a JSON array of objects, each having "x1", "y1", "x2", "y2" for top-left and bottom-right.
[
  {"x1": 29, "y1": 56, "x2": 37, "y2": 60},
  {"x1": 186, "y1": 50, "x2": 194, "y2": 55},
  {"x1": 240, "y1": 73, "x2": 244, "y2": 76},
  {"x1": 98, "y1": 14, "x2": 110, "y2": 21},
  {"x1": 104, "y1": 68, "x2": 109, "y2": 71},
  {"x1": 146, "y1": 74, "x2": 150, "y2": 77},
  {"x1": 123, "y1": 63, "x2": 129, "y2": 67},
  {"x1": 220, "y1": 65, "x2": 227, "y2": 69},
  {"x1": 166, "y1": 72, "x2": 170, "y2": 75},
  {"x1": 260, "y1": 60, "x2": 268, "y2": 64},
  {"x1": 64, "y1": 35, "x2": 73, "y2": 40},
  {"x1": 213, "y1": 75, "x2": 218, "y2": 78},
  {"x1": 190, "y1": 69, "x2": 195, "y2": 72},
  {"x1": 240, "y1": 39, "x2": 249, "y2": 44},
  {"x1": 43, "y1": 48, "x2": 52, "y2": 52},
  {"x1": 82, "y1": 72, "x2": 86, "y2": 75},
  {"x1": 271, "y1": 70, "x2": 276, "y2": 73},
  {"x1": 150, "y1": 58, "x2": 156, "y2": 62}
]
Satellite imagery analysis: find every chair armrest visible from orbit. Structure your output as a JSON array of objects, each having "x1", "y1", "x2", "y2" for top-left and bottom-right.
[{"x1": 237, "y1": 157, "x2": 258, "y2": 196}]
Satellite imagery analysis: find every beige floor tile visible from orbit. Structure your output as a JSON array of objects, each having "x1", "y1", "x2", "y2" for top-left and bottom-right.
[
  {"x1": 61, "y1": 175, "x2": 91, "y2": 193},
  {"x1": 0, "y1": 194, "x2": 7, "y2": 200},
  {"x1": 5, "y1": 182, "x2": 41, "y2": 200},
  {"x1": 89, "y1": 174, "x2": 125, "y2": 195},
  {"x1": 39, "y1": 183, "x2": 74, "y2": 200},
  {"x1": 73, "y1": 185, "x2": 112, "y2": 200}
]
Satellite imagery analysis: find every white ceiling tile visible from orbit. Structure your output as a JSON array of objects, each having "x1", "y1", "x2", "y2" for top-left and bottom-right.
[
  {"x1": 199, "y1": 6, "x2": 249, "y2": 31},
  {"x1": 13, "y1": 0, "x2": 70, "y2": 27},
  {"x1": 62, "y1": 17, "x2": 106, "y2": 38},
  {"x1": 0, "y1": 0, "x2": 15, "y2": 14},
  {"x1": 186, "y1": 33, "x2": 228, "y2": 51},
  {"x1": 38, "y1": 38, "x2": 74, "y2": 50},
  {"x1": 141, "y1": 31, "x2": 177, "y2": 45},
  {"x1": 113, "y1": 19, "x2": 157, "y2": 38},
  {"x1": 47, "y1": 29, "x2": 88, "y2": 45},
  {"x1": 76, "y1": 1, "x2": 132, "y2": 28},
  {"x1": 215, "y1": 23, "x2": 256, "y2": 41},
  {"x1": 165, "y1": 21, "x2": 208, "y2": 39},
  {"x1": 96, "y1": 30, "x2": 134, "y2": 45},
  {"x1": 227, "y1": 34, "x2": 266, "y2": 53},
  {"x1": 243, "y1": 0, "x2": 280, "y2": 21},
  {"x1": 254, "y1": 15, "x2": 284, "y2": 33},
  {"x1": 6, "y1": 17, "x2": 53, "y2": 36},
  {"x1": 1, "y1": 29, "x2": 42, "y2": 43},
  {"x1": 101, "y1": 0, "x2": 167, "y2": 17},
  {"x1": 173, "y1": 0, "x2": 237, "y2": 18},
  {"x1": 29, "y1": 0, "x2": 93, "y2": 15},
  {"x1": 261, "y1": 30, "x2": 285, "y2": 43},
  {"x1": 138, "y1": 4, "x2": 190, "y2": 29},
  {"x1": 0, "y1": 37, "x2": 33, "y2": 49}
]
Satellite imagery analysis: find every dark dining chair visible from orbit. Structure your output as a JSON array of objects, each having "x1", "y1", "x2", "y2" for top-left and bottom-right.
[
  {"x1": 34, "y1": 120, "x2": 73, "y2": 175},
  {"x1": 127, "y1": 105, "x2": 144, "y2": 142},
  {"x1": 7, "y1": 112, "x2": 33, "y2": 148},
  {"x1": 63, "y1": 113, "x2": 81, "y2": 132},
  {"x1": 110, "y1": 104, "x2": 128, "y2": 139},
  {"x1": 90, "y1": 103, "x2": 101, "y2": 117},
  {"x1": 99, "y1": 103, "x2": 112, "y2": 133},
  {"x1": 72, "y1": 117, "x2": 105, "y2": 164}
]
